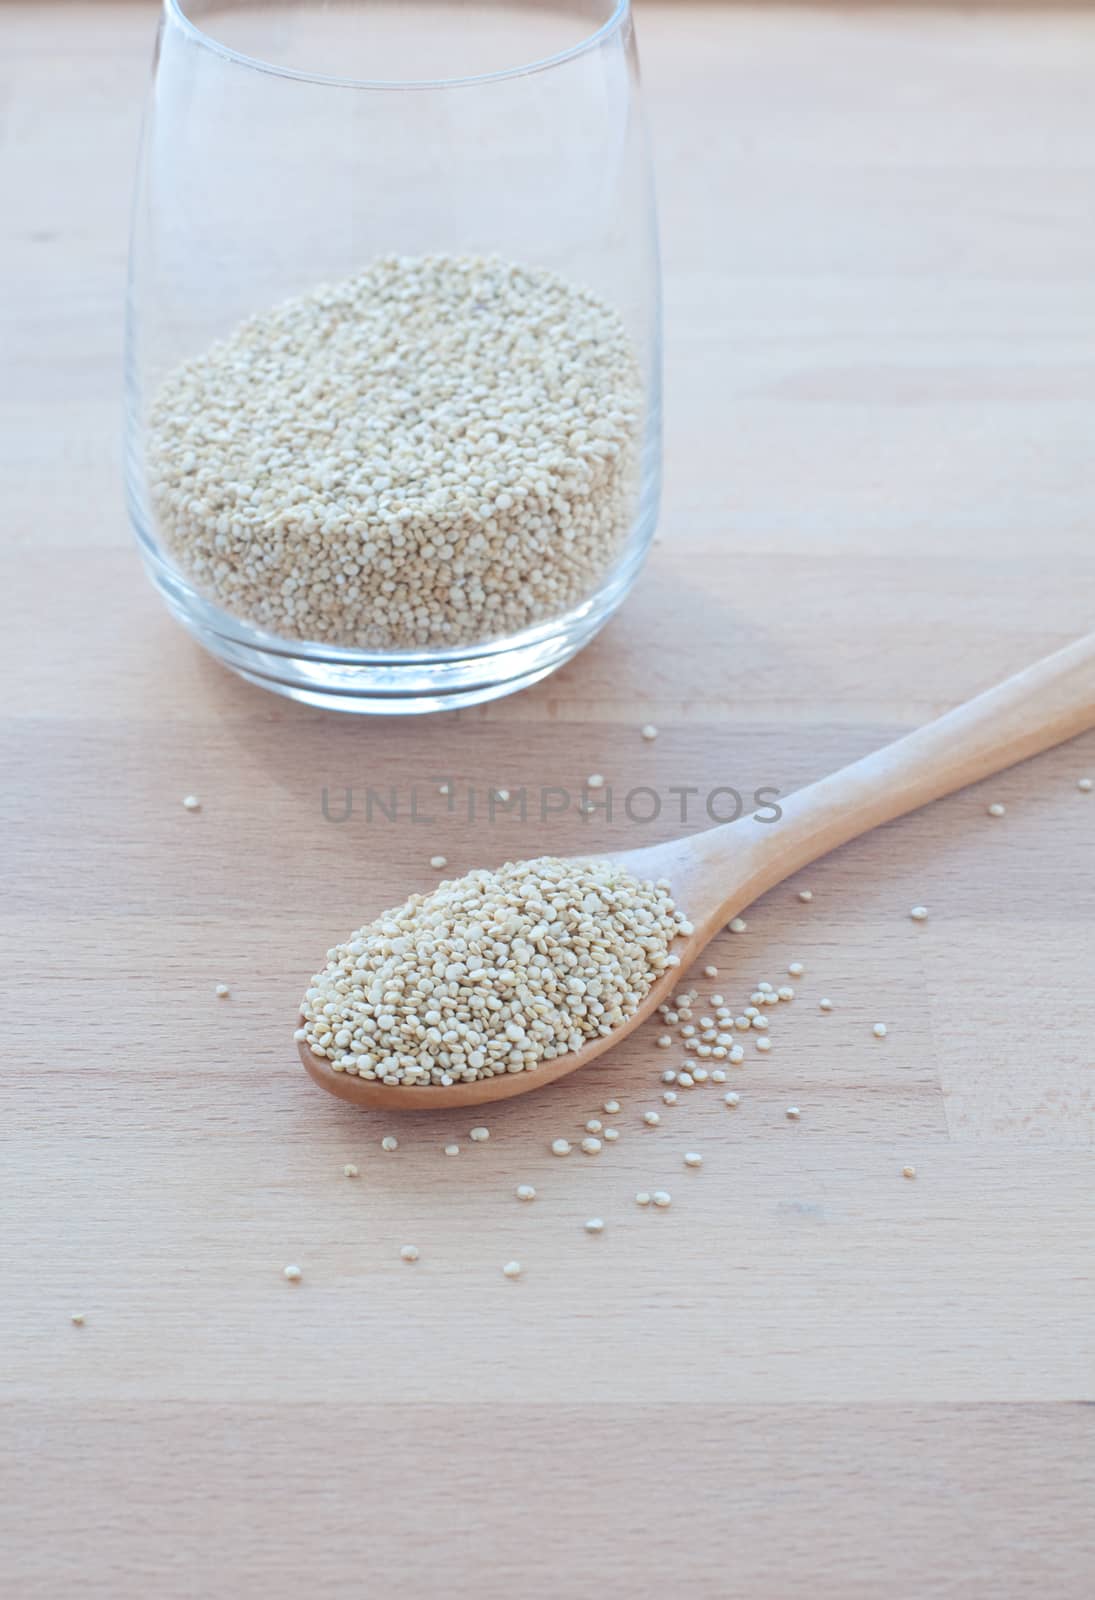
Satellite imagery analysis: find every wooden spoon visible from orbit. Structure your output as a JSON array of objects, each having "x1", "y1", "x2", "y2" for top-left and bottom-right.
[{"x1": 298, "y1": 632, "x2": 1095, "y2": 1110}]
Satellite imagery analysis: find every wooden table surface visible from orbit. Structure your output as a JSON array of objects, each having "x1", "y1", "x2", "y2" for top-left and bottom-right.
[{"x1": 3, "y1": 3, "x2": 1094, "y2": 1595}]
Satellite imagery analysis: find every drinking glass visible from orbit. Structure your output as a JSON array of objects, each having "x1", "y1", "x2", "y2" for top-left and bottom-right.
[{"x1": 126, "y1": 1, "x2": 661, "y2": 713}]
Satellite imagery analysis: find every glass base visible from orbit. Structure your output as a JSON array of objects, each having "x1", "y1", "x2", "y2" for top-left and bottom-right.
[{"x1": 138, "y1": 535, "x2": 649, "y2": 714}]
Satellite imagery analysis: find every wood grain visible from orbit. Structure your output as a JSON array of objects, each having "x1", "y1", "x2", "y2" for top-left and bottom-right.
[
  {"x1": 6, "y1": 1402, "x2": 1094, "y2": 1600},
  {"x1": 2, "y1": 3, "x2": 1094, "y2": 1596}
]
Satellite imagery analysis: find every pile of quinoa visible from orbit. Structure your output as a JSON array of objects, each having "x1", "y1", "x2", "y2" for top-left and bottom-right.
[
  {"x1": 147, "y1": 254, "x2": 643, "y2": 649},
  {"x1": 298, "y1": 857, "x2": 688, "y2": 1086}
]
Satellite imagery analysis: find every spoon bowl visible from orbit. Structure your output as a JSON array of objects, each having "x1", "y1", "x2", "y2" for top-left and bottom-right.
[
  {"x1": 298, "y1": 632, "x2": 1095, "y2": 1110},
  {"x1": 295, "y1": 831, "x2": 746, "y2": 1110}
]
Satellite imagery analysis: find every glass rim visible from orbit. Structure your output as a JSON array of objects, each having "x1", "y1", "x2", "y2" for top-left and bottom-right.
[{"x1": 165, "y1": 0, "x2": 631, "y2": 91}]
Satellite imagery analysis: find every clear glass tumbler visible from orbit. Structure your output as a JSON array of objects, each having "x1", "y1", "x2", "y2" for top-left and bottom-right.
[{"x1": 125, "y1": 0, "x2": 661, "y2": 713}]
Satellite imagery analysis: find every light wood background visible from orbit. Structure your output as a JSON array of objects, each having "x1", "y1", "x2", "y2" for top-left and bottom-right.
[{"x1": 3, "y1": 3, "x2": 1094, "y2": 1596}]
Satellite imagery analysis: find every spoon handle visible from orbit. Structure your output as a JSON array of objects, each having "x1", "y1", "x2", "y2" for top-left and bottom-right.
[{"x1": 754, "y1": 630, "x2": 1095, "y2": 883}]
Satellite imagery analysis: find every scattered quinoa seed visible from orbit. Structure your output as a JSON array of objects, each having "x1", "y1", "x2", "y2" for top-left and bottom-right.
[
  {"x1": 430, "y1": 855, "x2": 448, "y2": 870},
  {"x1": 400, "y1": 1245, "x2": 419, "y2": 1262},
  {"x1": 643, "y1": 1111, "x2": 660, "y2": 1126},
  {"x1": 797, "y1": 889, "x2": 813, "y2": 902},
  {"x1": 1078, "y1": 778, "x2": 1093, "y2": 792},
  {"x1": 755, "y1": 1036, "x2": 772, "y2": 1053},
  {"x1": 215, "y1": 983, "x2": 230, "y2": 998},
  {"x1": 381, "y1": 1136, "x2": 398, "y2": 1151},
  {"x1": 581, "y1": 1136, "x2": 603, "y2": 1154},
  {"x1": 585, "y1": 1218, "x2": 605, "y2": 1233},
  {"x1": 283, "y1": 1265, "x2": 302, "y2": 1282},
  {"x1": 987, "y1": 803, "x2": 1006, "y2": 817},
  {"x1": 652, "y1": 1191, "x2": 672, "y2": 1208},
  {"x1": 182, "y1": 795, "x2": 200, "y2": 811},
  {"x1": 71, "y1": 1313, "x2": 85, "y2": 1327},
  {"x1": 724, "y1": 1092, "x2": 740, "y2": 1107},
  {"x1": 516, "y1": 1184, "x2": 536, "y2": 1201},
  {"x1": 788, "y1": 962, "x2": 805, "y2": 977},
  {"x1": 343, "y1": 1163, "x2": 359, "y2": 1178},
  {"x1": 703, "y1": 965, "x2": 718, "y2": 979},
  {"x1": 641, "y1": 724, "x2": 658, "y2": 741},
  {"x1": 603, "y1": 1126, "x2": 619, "y2": 1141},
  {"x1": 603, "y1": 1100, "x2": 621, "y2": 1114},
  {"x1": 684, "y1": 1152, "x2": 702, "y2": 1168},
  {"x1": 873, "y1": 1023, "x2": 888, "y2": 1038},
  {"x1": 502, "y1": 1261, "x2": 523, "y2": 1278},
  {"x1": 469, "y1": 1126, "x2": 490, "y2": 1142},
  {"x1": 819, "y1": 998, "x2": 833, "y2": 1011},
  {"x1": 635, "y1": 1192, "x2": 651, "y2": 1207},
  {"x1": 552, "y1": 1139, "x2": 572, "y2": 1156},
  {"x1": 586, "y1": 774, "x2": 605, "y2": 790},
  {"x1": 785, "y1": 1107, "x2": 800, "y2": 1120},
  {"x1": 729, "y1": 918, "x2": 747, "y2": 933},
  {"x1": 910, "y1": 906, "x2": 928, "y2": 921},
  {"x1": 902, "y1": 1165, "x2": 917, "y2": 1179},
  {"x1": 444, "y1": 1144, "x2": 460, "y2": 1156}
]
